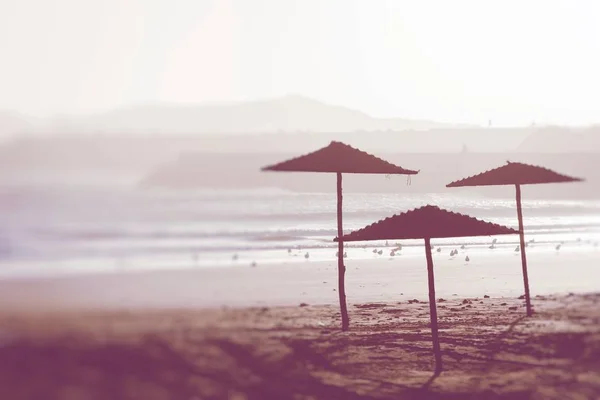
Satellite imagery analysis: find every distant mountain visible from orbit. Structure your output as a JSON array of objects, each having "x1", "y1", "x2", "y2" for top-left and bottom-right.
[
  {"x1": 516, "y1": 126, "x2": 600, "y2": 153},
  {"x1": 5, "y1": 95, "x2": 472, "y2": 136}
]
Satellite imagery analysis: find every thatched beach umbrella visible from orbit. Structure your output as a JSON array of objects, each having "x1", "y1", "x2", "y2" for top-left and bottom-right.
[
  {"x1": 262, "y1": 141, "x2": 418, "y2": 330},
  {"x1": 335, "y1": 205, "x2": 518, "y2": 373},
  {"x1": 447, "y1": 161, "x2": 583, "y2": 316}
]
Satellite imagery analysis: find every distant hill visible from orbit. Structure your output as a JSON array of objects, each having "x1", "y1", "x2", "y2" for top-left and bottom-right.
[
  {"x1": 76, "y1": 95, "x2": 476, "y2": 133},
  {"x1": 1, "y1": 96, "x2": 471, "y2": 136},
  {"x1": 0, "y1": 128, "x2": 529, "y2": 177},
  {"x1": 0, "y1": 131, "x2": 596, "y2": 199},
  {"x1": 516, "y1": 126, "x2": 600, "y2": 153},
  {"x1": 140, "y1": 151, "x2": 597, "y2": 199},
  {"x1": 0, "y1": 125, "x2": 592, "y2": 186}
]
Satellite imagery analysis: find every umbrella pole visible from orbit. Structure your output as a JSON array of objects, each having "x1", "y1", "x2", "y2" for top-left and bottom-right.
[
  {"x1": 424, "y1": 238, "x2": 442, "y2": 374},
  {"x1": 515, "y1": 184, "x2": 533, "y2": 316},
  {"x1": 337, "y1": 172, "x2": 350, "y2": 331}
]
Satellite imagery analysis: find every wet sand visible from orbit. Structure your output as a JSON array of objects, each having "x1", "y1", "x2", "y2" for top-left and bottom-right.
[
  {"x1": 0, "y1": 248, "x2": 599, "y2": 312},
  {"x1": 0, "y1": 293, "x2": 599, "y2": 399}
]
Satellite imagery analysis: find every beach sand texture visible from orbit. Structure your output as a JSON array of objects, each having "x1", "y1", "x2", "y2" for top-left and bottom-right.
[{"x1": 0, "y1": 293, "x2": 599, "y2": 399}]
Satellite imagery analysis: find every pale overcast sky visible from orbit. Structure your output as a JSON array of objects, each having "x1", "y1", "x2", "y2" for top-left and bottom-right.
[{"x1": 0, "y1": 0, "x2": 599, "y2": 125}]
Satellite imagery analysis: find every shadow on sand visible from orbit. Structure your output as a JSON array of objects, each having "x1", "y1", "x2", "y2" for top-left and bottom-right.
[
  {"x1": 1, "y1": 295, "x2": 599, "y2": 399},
  {"x1": 0, "y1": 333, "x2": 550, "y2": 400}
]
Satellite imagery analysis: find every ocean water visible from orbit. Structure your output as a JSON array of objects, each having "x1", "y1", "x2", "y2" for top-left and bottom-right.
[{"x1": 1, "y1": 186, "x2": 599, "y2": 278}]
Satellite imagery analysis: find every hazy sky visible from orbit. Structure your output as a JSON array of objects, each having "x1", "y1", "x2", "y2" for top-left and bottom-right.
[{"x1": 1, "y1": 0, "x2": 599, "y2": 125}]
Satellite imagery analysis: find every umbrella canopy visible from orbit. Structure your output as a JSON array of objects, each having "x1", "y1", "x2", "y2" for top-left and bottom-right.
[
  {"x1": 261, "y1": 141, "x2": 419, "y2": 174},
  {"x1": 336, "y1": 205, "x2": 517, "y2": 241},
  {"x1": 336, "y1": 205, "x2": 518, "y2": 374},
  {"x1": 446, "y1": 161, "x2": 582, "y2": 187},
  {"x1": 262, "y1": 141, "x2": 418, "y2": 331},
  {"x1": 447, "y1": 161, "x2": 584, "y2": 317}
]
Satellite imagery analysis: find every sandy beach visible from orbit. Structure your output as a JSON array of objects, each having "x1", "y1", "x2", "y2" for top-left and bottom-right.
[
  {"x1": 0, "y1": 247, "x2": 598, "y2": 312},
  {"x1": 2, "y1": 1, "x2": 600, "y2": 398},
  {"x1": 0, "y1": 248, "x2": 599, "y2": 399},
  {"x1": 0, "y1": 292, "x2": 599, "y2": 399}
]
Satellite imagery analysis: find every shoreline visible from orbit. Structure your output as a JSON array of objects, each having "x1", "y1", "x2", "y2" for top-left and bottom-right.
[
  {"x1": 1, "y1": 227, "x2": 597, "y2": 280},
  {"x1": 0, "y1": 249, "x2": 598, "y2": 313}
]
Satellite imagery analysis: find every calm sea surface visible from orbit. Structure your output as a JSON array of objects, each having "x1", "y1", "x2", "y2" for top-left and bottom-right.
[{"x1": 1, "y1": 186, "x2": 599, "y2": 277}]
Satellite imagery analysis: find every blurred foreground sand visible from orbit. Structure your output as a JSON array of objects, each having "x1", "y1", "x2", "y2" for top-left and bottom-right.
[{"x1": 0, "y1": 293, "x2": 598, "y2": 399}]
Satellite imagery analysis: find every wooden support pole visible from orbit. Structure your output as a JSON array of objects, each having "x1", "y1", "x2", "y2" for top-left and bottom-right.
[
  {"x1": 516, "y1": 184, "x2": 533, "y2": 316},
  {"x1": 337, "y1": 172, "x2": 349, "y2": 331},
  {"x1": 425, "y1": 238, "x2": 442, "y2": 374}
]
